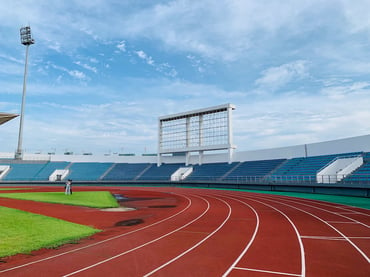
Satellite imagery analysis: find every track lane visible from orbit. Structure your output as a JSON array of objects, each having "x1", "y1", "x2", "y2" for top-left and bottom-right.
[
  {"x1": 257, "y1": 194, "x2": 370, "y2": 262},
  {"x1": 0, "y1": 192, "x2": 204, "y2": 276},
  {"x1": 1, "y1": 187, "x2": 369, "y2": 277},
  {"x1": 249, "y1": 193, "x2": 370, "y2": 277},
  {"x1": 218, "y1": 192, "x2": 304, "y2": 277},
  {"x1": 60, "y1": 194, "x2": 212, "y2": 277},
  {"x1": 140, "y1": 195, "x2": 252, "y2": 277},
  {"x1": 64, "y1": 194, "x2": 256, "y2": 277}
]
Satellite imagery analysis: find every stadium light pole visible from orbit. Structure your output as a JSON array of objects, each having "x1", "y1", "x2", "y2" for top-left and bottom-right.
[{"x1": 15, "y1": 26, "x2": 35, "y2": 160}]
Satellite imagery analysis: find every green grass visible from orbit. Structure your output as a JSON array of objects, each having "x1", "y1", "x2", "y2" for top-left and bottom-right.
[
  {"x1": 0, "y1": 191, "x2": 119, "y2": 208},
  {"x1": 0, "y1": 206, "x2": 100, "y2": 258}
]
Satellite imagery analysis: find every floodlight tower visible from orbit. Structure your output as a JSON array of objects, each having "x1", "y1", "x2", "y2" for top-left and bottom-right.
[{"x1": 15, "y1": 26, "x2": 35, "y2": 160}]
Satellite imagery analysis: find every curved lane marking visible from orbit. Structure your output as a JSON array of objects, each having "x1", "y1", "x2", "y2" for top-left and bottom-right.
[
  {"x1": 254, "y1": 194, "x2": 370, "y2": 264},
  {"x1": 229, "y1": 193, "x2": 306, "y2": 277},
  {"x1": 278, "y1": 197, "x2": 370, "y2": 228},
  {"x1": 221, "y1": 195, "x2": 259, "y2": 277},
  {"x1": 143, "y1": 195, "x2": 232, "y2": 277},
  {"x1": 0, "y1": 192, "x2": 192, "y2": 274},
  {"x1": 62, "y1": 194, "x2": 211, "y2": 277}
]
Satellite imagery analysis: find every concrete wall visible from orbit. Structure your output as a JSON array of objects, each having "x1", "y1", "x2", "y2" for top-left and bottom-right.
[{"x1": 1, "y1": 134, "x2": 370, "y2": 164}]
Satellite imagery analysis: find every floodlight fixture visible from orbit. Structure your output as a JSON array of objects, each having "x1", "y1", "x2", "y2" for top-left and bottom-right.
[
  {"x1": 20, "y1": 26, "x2": 35, "y2": 45},
  {"x1": 15, "y1": 26, "x2": 35, "y2": 159}
]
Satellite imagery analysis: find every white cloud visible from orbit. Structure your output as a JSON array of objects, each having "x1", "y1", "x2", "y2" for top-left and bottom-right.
[
  {"x1": 320, "y1": 81, "x2": 370, "y2": 100},
  {"x1": 1, "y1": 1, "x2": 370, "y2": 155},
  {"x1": 68, "y1": 70, "x2": 86, "y2": 80},
  {"x1": 255, "y1": 60, "x2": 309, "y2": 91},
  {"x1": 0, "y1": 53, "x2": 23, "y2": 64},
  {"x1": 116, "y1": 0, "x2": 326, "y2": 61},
  {"x1": 47, "y1": 62, "x2": 89, "y2": 81},
  {"x1": 187, "y1": 55, "x2": 206, "y2": 73},
  {"x1": 341, "y1": 0, "x2": 370, "y2": 33},
  {"x1": 116, "y1": 40, "x2": 126, "y2": 52},
  {"x1": 134, "y1": 50, "x2": 177, "y2": 77},
  {"x1": 74, "y1": 61, "x2": 97, "y2": 73},
  {"x1": 135, "y1": 50, "x2": 154, "y2": 65}
]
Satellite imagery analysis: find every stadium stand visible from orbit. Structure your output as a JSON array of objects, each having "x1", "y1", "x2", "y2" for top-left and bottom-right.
[
  {"x1": 0, "y1": 153, "x2": 369, "y2": 186},
  {"x1": 343, "y1": 152, "x2": 370, "y2": 183},
  {"x1": 223, "y1": 159, "x2": 286, "y2": 182},
  {"x1": 186, "y1": 162, "x2": 238, "y2": 181},
  {"x1": 67, "y1": 162, "x2": 113, "y2": 181},
  {"x1": 1, "y1": 161, "x2": 47, "y2": 181},
  {"x1": 33, "y1": 161, "x2": 70, "y2": 180},
  {"x1": 268, "y1": 152, "x2": 362, "y2": 182},
  {"x1": 103, "y1": 163, "x2": 151, "y2": 180},
  {"x1": 137, "y1": 163, "x2": 185, "y2": 180}
]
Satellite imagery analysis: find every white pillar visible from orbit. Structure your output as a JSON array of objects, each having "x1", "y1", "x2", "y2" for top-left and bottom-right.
[
  {"x1": 227, "y1": 105, "x2": 234, "y2": 164},
  {"x1": 15, "y1": 45, "x2": 30, "y2": 160}
]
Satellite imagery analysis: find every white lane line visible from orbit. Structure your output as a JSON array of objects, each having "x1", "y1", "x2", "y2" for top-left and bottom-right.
[
  {"x1": 0, "y1": 192, "x2": 192, "y2": 274},
  {"x1": 234, "y1": 266, "x2": 301, "y2": 276},
  {"x1": 62, "y1": 195, "x2": 211, "y2": 277},
  {"x1": 251, "y1": 194, "x2": 370, "y2": 240},
  {"x1": 222, "y1": 196, "x2": 259, "y2": 277},
  {"x1": 254, "y1": 195, "x2": 370, "y2": 264},
  {"x1": 338, "y1": 212, "x2": 365, "y2": 215},
  {"x1": 270, "y1": 195, "x2": 370, "y2": 221},
  {"x1": 326, "y1": 221, "x2": 359, "y2": 224},
  {"x1": 302, "y1": 236, "x2": 370, "y2": 240},
  {"x1": 240, "y1": 196, "x2": 306, "y2": 277},
  {"x1": 202, "y1": 190, "x2": 305, "y2": 277},
  {"x1": 301, "y1": 236, "x2": 346, "y2": 241},
  {"x1": 268, "y1": 196, "x2": 370, "y2": 218},
  {"x1": 143, "y1": 196, "x2": 232, "y2": 277}
]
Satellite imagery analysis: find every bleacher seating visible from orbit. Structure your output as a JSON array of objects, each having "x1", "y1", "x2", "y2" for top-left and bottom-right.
[
  {"x1": 67, "y1": 162, "x2": 113, "y2": 181},
  {"x1": 0, "y1": 152, "x2": 368, "y2": 184},
  {"x1": 1, "y1": 162, "x2": 47, "y2": 181},
  {"x1": 137, "y1": 163, "x2": 184, "y2": 180},
  {"x1": 187, "y1": 162, "x2": 238, "y2": 181},
  {"x1": 103, "y1": 163, "x2": 150, "y2": 180},
  {"x1": 343, "y1": 152, "x2": 370, "y2": 183},
  {"x1": 223, "y1": 159, "x2": 286, "y2": 182},
  {"x1": 33, "y1": 161, "x2": 70, "y2": 180},
  {"x1": 269, "y1": 152, "x2": 362, "y2": 182}
]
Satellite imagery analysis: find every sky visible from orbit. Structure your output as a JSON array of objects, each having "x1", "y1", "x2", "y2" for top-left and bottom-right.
[{"x1": 1, "y1": 0, "x2": 370, "y2": 155}]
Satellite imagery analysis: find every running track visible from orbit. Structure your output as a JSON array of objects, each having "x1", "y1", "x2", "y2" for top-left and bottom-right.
[{"x1": 0, "y1": 186, "x2": 369, "y2": 276}]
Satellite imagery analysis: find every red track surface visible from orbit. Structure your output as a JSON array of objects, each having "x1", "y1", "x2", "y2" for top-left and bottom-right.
[{"x1": 0, "y1": 186, "x2": 369, "y2": 276}]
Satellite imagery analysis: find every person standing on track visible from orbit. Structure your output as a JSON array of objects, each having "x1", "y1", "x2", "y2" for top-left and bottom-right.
[{"x1": 65, "y1": 179, "x2": 72, "y2": 195}]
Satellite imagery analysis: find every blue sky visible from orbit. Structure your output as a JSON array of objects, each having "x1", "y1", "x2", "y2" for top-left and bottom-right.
[{"x1": 1, "y1": 0, "x2": 370, "y2": 155}]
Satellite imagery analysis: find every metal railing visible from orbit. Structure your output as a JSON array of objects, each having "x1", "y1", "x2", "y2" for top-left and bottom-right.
[{"x1": 1, "y1": 174, "x2": 370, "y2": 185}]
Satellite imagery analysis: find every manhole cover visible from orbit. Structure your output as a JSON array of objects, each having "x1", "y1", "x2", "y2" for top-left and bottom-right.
[{"x1": 115, "y1": 218, "x2": 144, "y2": 226}]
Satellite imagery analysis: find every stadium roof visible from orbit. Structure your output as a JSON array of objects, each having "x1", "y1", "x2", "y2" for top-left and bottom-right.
[{"x1": 0, "y1": 112, "x2": 18, "y2": 125}]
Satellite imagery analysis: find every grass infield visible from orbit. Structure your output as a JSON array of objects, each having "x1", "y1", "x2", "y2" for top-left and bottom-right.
[
  {"x1": 0, "y1": 206, "x2": 100, "y2": 258},
  {"x1": 0, "y1": 191, "x2": 119, "y2": 208},
  {"x1": 0, "y1": 191, "x2": 119, "y2": 258}
]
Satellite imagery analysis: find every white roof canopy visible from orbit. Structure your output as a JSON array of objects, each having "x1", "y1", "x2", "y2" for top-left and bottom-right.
[{"x1": 0, "y1": 112, "x2": 18, "y2": 125}]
